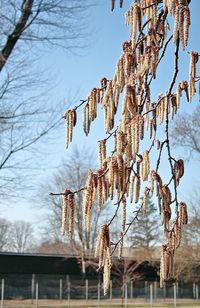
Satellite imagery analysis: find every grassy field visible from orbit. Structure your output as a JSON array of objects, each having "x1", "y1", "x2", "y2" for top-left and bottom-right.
[{"x1": 2, "y1": 299, "x2": 200, "y2": 308}]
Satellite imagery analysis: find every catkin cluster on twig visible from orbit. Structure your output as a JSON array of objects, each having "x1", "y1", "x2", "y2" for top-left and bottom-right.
[
  {"x1": 125, "y1": 3, "x2": 142, "y2": 48},
  {"x1": 63, "y1": 110, "x2": 76, "y2": 148},
  {"x1": 83, "y1": 88, "x2": 101, "y2": 135},
  {"x1": 59, "y1": 0, "x2": 196, "y2": 295},
  {"x1": 172, "y1": 1, "x2": 190, "y2": 49},
  {"x1": 61, "y1": 189, "x2": 75, "y2": 239},
  {"x1": 102, "y1": 81, "x2": 116, "y2": 132},
  {"x1": 108, "y1": 154, "x2": 129, "y2": 201},
  {"x1": 160, "y1": 202, "x2": 188, "y2": 287},
  {"x1": 95, "y1": 224, "x2": 111, "y2": 295}
]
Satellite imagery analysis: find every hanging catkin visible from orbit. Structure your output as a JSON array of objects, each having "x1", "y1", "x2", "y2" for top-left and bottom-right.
[
  {"x1": 95, "y1": 224, "x2": 111, "y2": 295},
  {"x1": 83, "y1": 170, "x2": 96, "y2": 232},
  {"x1": 63, "y1": 110, "x2": 76, "y2": 148},
  {"x1": 142, "y1": 150, "x2": 150, "y2": 181},
  {"x1": 68, "y1": 194, "x2": 75, "y2": 239},
  {"x1": 135, "y1": 175, "x2": 140, "y2": 203},
  {"x1": 61, "y1": 189, "x2": 70, "y2": 236},
  {"x1": 98, "y1": 139, "x2": 106, "y2": 167},
  {"x1": 189, "y1": 51, "x2": 199, "y2": 102}
]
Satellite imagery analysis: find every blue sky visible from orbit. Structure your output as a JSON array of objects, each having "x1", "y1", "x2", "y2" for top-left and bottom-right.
[{"x1": 1, "y1": 1, "x2": 200, "y2": 235}]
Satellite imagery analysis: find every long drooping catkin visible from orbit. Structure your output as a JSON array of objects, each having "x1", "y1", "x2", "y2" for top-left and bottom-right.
[
  {"x1": 95, "y1": 224, "x2": 111, "y2": 295},
  {"x1": 68, "y1": 194, "x2": 75, "y2": 239},
  {"x1": 160, "y1": 201, "x2": 189, "y2": 287},
  {"x1": 61, "y1": 189, "x2": 69, "y2": 236},
  {"x1": 83, "y1": 170, "x2": 97, "y2": 232},
  {"x1": 135, "y1": 175, "x2": 140, "y2": 203},
  {"x1": 189, "y1": 51, "x2": 199, "y2": 102},
  {"x1": 142, "y1": 150, "x2": 150, "y2": 181},
  {"x1": 98, "y1": 139, "x2": 106, "y2": 167},
  {"x1": 63, "y1": 110, "x2": 76, "y2": 148}
]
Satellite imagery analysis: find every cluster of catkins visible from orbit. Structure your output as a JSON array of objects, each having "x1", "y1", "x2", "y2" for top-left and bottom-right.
[
  {"x1": 61, "y1": 0, "x2": 198, "y2": 295},
  {"x1": 95, "y1": 224, "x2": 112, "y2": 293},
  {"x1": 61, "y1": 189, "x2": 75, "y2": 239},
  {"x1": 160, "y1": 202, "x2": 188, "y2": 287}
]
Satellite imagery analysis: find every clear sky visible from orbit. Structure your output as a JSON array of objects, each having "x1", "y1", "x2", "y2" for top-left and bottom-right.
[{"x1": 1, "y1": 1, "x2": 200, "y2": 236}]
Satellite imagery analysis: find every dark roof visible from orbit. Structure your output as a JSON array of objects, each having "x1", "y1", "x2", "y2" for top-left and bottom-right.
[{"x1": 0, "y1": 252, "x2": 81, "y2": 275}]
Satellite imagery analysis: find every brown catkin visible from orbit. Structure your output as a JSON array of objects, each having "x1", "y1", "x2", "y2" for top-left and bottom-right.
[
  {"x1": 116, "y1": 57, "x2": 125, "y2": 91},
  {"x1": 65, "y1": 112, "x2": 70, "y2": 148},
  {"x1": 83, "y1": 105, "x2": 87, "y2": 135},
  {"x1": 122, "y1": 198, "x2": 126, "y2": 232},
  {"x1": 171, "y1": 95, "x2": 177, "y2": 119},
  {"x1": 117, "y1": 154, "x2": 124, "y2": 193},
  {"x1": 142, "y1": 150, "x2": 150, "y2": 181},
  {"x1": 179, "y1": 7, "x2": 185, "y2": 48},
  {"x1": 130, "y1": 4, "x2": 138, "y2": 48},
  {"x1": 103, "y1": 255, "x2": 111, "y2": 295},
  {"x1": 189, "y1": 51, "x2": 199, "y2": 102},
  {"x1": 109, "y1": 157, "x2": 117, "y2": 200},
  {"x1": 178, "y1": 202, "x2": 188, "y2": 225},
  {"x1": 138, "y1": 116, "x2": 144, "y2": 140},
  {"x1": 116, "y1": 131, "x2": 123, "y2": 154},
  {"x1": 68, "y1": 110, "x2": 73, "y2": 143},
  {"x1": 83, "y1": 170, "x2": 95, "y2": 232},
  {"x1": 183, "y1": 7, "x2": 190, "y2": 48},
  {"x1": 61, "y1": 189, "x2": 69, "y2": 236},
  {"x1": 134, "y1": 122, "x2": 139, "y2": 155},
  {"x1": 135, "y1": 175, "x2": 140, "y2": 203},
  {"x1": 97, "y1": 175, "x2": 103, "y2": 210},
  {"x1": 102, "y1": 176, "x2": 109, "y2": 202},
  {"x1": 95, "y1": 224, "x2": 111, "y2": 295},
  {"x1": 98, "y1": 140, "x2": 106, "y2": 167},
  {"x1": 160, "y1": 245, "x2": 165, "y2": 288},
  {"x1": 68, "y1": 194, "x2": 75, "y2": 239},
  {"x1": 173, "y1": 6, "x2": 179, "y2": 43},
  {"x1": 63, "y1": 110, "x2": 74, "y2": 149}
]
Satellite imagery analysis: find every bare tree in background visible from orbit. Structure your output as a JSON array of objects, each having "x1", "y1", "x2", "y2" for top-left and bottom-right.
[
  {"x1": 174, "y1": 202, "x2": 200, "y2": 282},
  {"x1": 0, "y1": 218, "x2": 11, "y2": 251},
  {"x1": 172, "y1": 106, "x2": 200, "y2": 280},
  {"x1": 0, "y1": 218, "x2": 35, "y2": 252},
  {"x1": 9, "y1": 220, "x2": 35, "y2": 252},
  {"x1": 0, "y1": 0, "x2": 93, "y2": 198},
  {"x1": 172, "y1": 105, "x2": 200, "y2": 159},
  {"x1": 129, "y1": 196, "x2": 161, "y2": 249},
  {"x1": 0, "y1": 0, "x2": 92, "y2": 71},
  {"x1": 41, "y1": 147, "x2": 109, "y2": 259}
]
